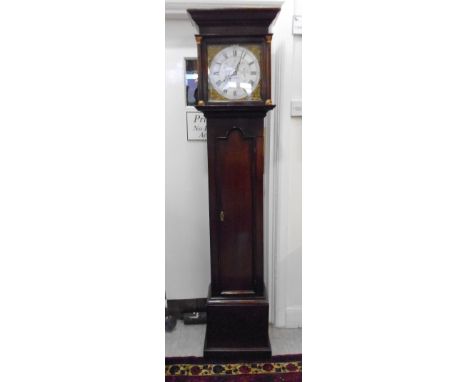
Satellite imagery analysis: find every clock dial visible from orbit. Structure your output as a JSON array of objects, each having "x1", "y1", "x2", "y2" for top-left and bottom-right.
[{"x1": 208, "y1": 45, "x2": 261, "y2": 101}]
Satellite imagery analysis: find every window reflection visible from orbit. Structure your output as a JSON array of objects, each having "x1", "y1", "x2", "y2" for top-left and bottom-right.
[{"x1": 185, "y1": 58, "x2": 198, "y2": 106}]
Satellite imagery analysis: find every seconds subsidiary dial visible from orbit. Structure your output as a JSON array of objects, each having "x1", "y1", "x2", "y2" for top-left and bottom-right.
[{"x1": 208, "y1": 45, "x2": 261, "y2": 101}]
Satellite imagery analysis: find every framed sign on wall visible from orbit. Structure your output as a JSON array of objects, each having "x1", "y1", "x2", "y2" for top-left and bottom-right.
[
  {"x1": 185, "y1": 57, "x2": 206, "y2": 141},
  {"x1": 186, "y1": 111, "x2": 207, "y2": 140}
]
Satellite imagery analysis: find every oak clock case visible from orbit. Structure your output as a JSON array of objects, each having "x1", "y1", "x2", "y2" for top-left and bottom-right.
[{"x1": 187, "y1": 8, "x2": 280, "y2": 361}]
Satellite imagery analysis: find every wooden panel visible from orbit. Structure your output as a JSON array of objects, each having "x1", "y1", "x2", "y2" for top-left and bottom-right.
[
  {"x1": 215, "y1": 129, "x2": 254, "y2": 293},
  {"x1": 205, "y1": 116, "x2": 266, "y2": 296},
  {"x1": 204, "y1": 300, "x2": 270, "y2": 360}
]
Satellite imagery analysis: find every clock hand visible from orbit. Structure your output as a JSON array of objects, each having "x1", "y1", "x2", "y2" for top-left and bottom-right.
[
  {"x1": 219, "y1": 52, "x2": 246, "y2": 91},
  {"x1": 232, "y1": 51, "x2": 246, "y2": 76},
  {"x1": 220, "y1": 73, "x2": 233, "y2": 88}
]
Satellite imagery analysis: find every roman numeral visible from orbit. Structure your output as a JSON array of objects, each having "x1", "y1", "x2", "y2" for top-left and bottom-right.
[
  {"x1": 223, "y1": 53, "x2": 228, "y2": 59},
  {"x1": 216, "y1": 80, "x2": 221, "y2": 86},
  {"x1": 248, "y1": 61, "x2": 254, "y2": 66},
  {"x1": 213, "y1": 72, "x2": 219, "y2": 75},
  {"x1": 233, "y1": 50, "x2": 237, "y2": 57},
  {"x1": 250, "y1": 71, "x2": 257, "y2": 75}
]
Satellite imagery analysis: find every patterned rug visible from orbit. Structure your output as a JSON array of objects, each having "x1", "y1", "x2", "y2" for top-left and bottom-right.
[{"x1": 165, "y1": 354, "x2": 302, "y2": 381}]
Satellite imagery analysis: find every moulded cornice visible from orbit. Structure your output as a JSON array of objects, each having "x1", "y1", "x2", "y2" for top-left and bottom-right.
[{"x1": 165, "y1": 0, "x2": 284, "y2": 20}]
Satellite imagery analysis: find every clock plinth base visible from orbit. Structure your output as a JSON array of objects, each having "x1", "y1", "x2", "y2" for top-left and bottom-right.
[{"x1": 203, "y1": 284, "x2": 272, "y2": 361}]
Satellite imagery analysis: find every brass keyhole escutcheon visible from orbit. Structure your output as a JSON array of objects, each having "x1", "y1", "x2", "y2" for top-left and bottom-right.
[{"x1": 220, "y1": 210, "x2": 224, "y2": 222}]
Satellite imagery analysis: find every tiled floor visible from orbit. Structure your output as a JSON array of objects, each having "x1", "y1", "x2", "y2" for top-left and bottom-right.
[{"x1": 165, "y1": 322, "x2": 301, "y2": 357}]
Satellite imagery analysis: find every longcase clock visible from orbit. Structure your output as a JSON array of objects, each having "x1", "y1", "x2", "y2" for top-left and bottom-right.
[{"x1": 187, "y1": 7, "x2": 280, "y2": 360}]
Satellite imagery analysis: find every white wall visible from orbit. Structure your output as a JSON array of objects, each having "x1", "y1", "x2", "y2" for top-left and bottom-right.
[
  {"x1": 165, "y1": 19, "x2": 210, "y2": 300},
  {"x1": 269, "y1": 0, "x2": 302, "y2": 327},
  {"x1": 285, "y1": 0, "x2": 302, "y2": 328}
]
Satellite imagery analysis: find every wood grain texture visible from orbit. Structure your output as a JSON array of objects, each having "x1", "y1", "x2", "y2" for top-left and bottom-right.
[
  {"x1": 216, "y1": 129, "x2": 254, "y2": 293},
  {"x1": 206, "y1": 116, "x2": 266, "y2": 296}
]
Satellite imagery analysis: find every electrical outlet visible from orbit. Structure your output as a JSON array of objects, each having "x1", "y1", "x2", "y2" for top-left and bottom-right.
[
  {"x1": 292, "y1": 15, "x2": 302, "y2": 35},
  {"x1": 291, "y1": 99, "x2": 302, "y2": 117}
]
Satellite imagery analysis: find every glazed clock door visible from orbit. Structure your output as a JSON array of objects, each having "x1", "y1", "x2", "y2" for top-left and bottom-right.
[{"x1": 211, "y1": 121, "x2": 264, "y2": 297}]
